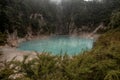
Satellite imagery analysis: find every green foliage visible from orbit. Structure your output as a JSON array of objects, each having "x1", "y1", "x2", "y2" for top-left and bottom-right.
[
  {"x1": 0, "y1": 59, "x2": 16, "y2": 80},
  {"x1": 1, "y1": 0, "x2": 120, "y2": 36},
  {"x1": 0, "y1": 28, "x2": 120, "y2": 80},
  {"x1": 104, "y1": 70, "x2": 120, "y2": 80},
  {"x1": 61, "y1": 0, "x2": 120, "y2": 31},
  {"x1": 0, "y1": 0, "x2": 120, "y2": 79},
  {"x1": 109, "y1": 11, "x2": 120, "y2": 28}
]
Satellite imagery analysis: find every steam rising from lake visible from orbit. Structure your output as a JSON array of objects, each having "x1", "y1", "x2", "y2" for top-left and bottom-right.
[
  {"x1": 51, "y1": 0, "x2": 61, "y2": 3},
  {"x1": 18, "y1": 36, "x2": 94, "y2": 55}
]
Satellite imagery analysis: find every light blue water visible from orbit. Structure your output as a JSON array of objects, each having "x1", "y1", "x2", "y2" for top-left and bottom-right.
[{"x1": 18, "y1": 36, "x2": 94, "y2": 55}]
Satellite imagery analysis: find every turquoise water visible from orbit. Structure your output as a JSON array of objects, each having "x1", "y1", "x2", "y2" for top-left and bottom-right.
[{"x1": 18, "y1": 36, "x2": 94, "y2": 55}]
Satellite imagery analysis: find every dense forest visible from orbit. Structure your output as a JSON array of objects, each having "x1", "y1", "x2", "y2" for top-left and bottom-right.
[
  {"x1": 0, "y1": 0, "x2": 120, "y2": 37},
  {"x1": 0, "y1": 0, "x2": 120, "y2": 80}
]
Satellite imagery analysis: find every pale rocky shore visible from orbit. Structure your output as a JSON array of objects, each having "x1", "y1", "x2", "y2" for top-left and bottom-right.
[
  {"x1": 0, "y1": 35, "x2": 53, "y2": 62},
  {"x1": 0, "y1": 47, "x2": 37, "y2": 62}
]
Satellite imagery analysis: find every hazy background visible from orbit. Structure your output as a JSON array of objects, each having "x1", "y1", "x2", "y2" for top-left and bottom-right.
[
  {"x1": 51, "y1": 0, "x2": 61, "y2": 3},
  {"x1": 0, "y1": 0, "x2": 120, "y2": 37}
]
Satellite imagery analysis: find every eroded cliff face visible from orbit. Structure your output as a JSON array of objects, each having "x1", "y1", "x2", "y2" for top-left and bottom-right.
[{"x1": 3, "y1": 12, "x2": 105, "y2": 47}]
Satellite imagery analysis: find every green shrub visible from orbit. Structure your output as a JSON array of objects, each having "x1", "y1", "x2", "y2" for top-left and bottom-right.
[
  {"x1": 109, "y1": 11, "x2": 120, "y2": 28},
  {"x1": 0, "y1": 28, "x2": 120, "y2": 80}
]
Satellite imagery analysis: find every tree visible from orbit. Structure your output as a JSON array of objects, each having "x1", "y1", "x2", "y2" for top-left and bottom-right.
[{"x1": 109, "y1": 11, "x2": 120, "y2": 28}]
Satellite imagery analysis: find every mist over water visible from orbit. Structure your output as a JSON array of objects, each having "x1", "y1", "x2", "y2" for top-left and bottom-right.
[
  {"x1": 51, "y1": 0, "x2": 61, "y2": 3},
  {"x1": 18, "y1": 36, "x2": 94, "y2": 55}
]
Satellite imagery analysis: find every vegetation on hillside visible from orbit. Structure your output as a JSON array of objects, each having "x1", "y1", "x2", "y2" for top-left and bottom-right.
[
  {"x1": 109, "y1": 11, "x2": 120, "y2": 29},
  {"x1": 0, "y1": 0, "x2": 120, "y2": 80},
  {"x1": 0, "y1": 27, "x2": 120, "y2": 80},
  {"x1": 0, "y1": 0, "x2": 120, "y2": 37}
]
